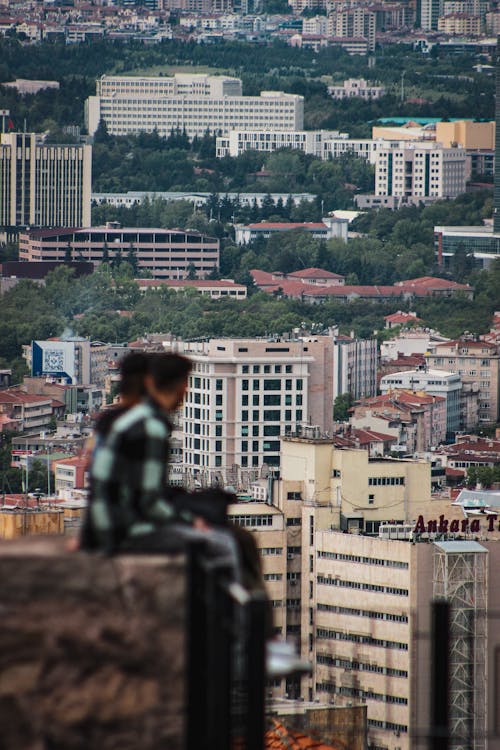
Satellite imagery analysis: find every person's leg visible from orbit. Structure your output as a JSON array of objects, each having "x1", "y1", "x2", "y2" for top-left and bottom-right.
[{"x1": 121, "y1": 524, "x2": 242, "y2": 583}]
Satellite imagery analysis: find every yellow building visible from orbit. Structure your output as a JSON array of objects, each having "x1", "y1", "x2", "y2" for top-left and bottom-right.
[{"x1": 435, "y1": 120, "x2": 495, "y2": 150}]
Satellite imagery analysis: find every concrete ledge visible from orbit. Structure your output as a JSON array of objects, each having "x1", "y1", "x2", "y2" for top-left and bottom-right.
[{"x1": 0, "y1": 537, "x2": 186, "y2": 750}]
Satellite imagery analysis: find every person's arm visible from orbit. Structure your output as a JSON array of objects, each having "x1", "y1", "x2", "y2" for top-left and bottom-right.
[
  {"x1": 89, "y1": 433, "x2": 123, "y2": 553},
  {"x1": 132, "y1": 417, "x2": 192, "y2": 526}
]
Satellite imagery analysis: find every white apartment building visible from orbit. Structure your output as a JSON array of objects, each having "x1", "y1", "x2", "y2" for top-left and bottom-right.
[
  {"x1": 374, "y1": 141, "x2": 466, "y2": 200},
  {"x1": 328, "y1": 78, "x2": 386, "y2": 100},
  {"x1": 0, "y1": 132, "x2": 91, "y2": 228},
  {"x1": 380, "y1": 368, "x2": 462, "y2": 436},
  {"x1": 332, "y1": 335, "x2": 377, "y2": 400},
  {"x1": 215, "y1": 129, "x2": 379, "y2": 163},
  {"x1": 85, "y1": 74, "x2": 304, "y2": 139},
  {"x1": 426, "y1": 339, "x2": 500, "y2": 423},
  {"x1": 165, "y1": 333, "x2": 377, "y2": 480},
  {"x1": 234, "y1": 217, "x2": 348, "y2": 244}
]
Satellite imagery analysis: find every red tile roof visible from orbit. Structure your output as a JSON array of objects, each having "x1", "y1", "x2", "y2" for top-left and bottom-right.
[{"x1": 289, "y1": 268, "x2": 344, "y2": 280}]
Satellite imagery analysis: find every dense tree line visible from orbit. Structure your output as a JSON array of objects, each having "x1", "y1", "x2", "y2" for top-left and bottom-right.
[
  {"x1": 0, "y1": 36, "x2": 494, "y2": 135},
  {"x1": 1, "y1": 257, "x2": 499, "y2": 385}
]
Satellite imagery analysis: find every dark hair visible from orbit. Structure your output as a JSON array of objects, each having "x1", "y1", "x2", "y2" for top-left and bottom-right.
[
  {"x1": 148, "y1": 353, "x2": 192, "y2": 390},
  {"x1": 119, "y1": 352, "x2": 150, "y2": 397}
]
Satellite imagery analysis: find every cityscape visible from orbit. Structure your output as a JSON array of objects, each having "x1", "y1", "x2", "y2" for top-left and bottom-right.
[{"x1": 1, "y1": 4, "x2": 500, "y2": 749}]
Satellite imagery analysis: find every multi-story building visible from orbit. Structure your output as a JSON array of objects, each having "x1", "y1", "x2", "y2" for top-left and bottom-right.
[
  {"x1": 329, "y1": 9, "x2": 376, "y2": 51},
  {"x1": 85, "y1": 74, "x2": 304, "y2": 138},
  {"x1": 374, "y1": 141, "x2": 466, "y2": 200},
  {"x1": 215, "y1": 129, "x2": 379, "y2": 163},
  {"x1": 332, "y1": 334, "x2": 377, "y2": 401},
  {"x1": 30, "y1": 338, "x2": 91, "y2": 386},
  {"x1": 164, "y1": 333, "x2": 377, "y2": 481},
  {"x1": 0, "y1": 132, "x2": 91, "y2": 229},
  {"x1": 379, "y1": 368, "x2": 462, "y2": 437},
  {"x1": 19, "y1": 226, "x2": 220, "y2": 280},
  {"x1": 419, "y1": 0, "x2": 441, "y2": 29},
  {"x1": 328, "y1": 78, "x2": 386, "y2": 100},
  {"x1": 234, "y1": 218, "x2": 348, "y2": 245},
  {"x1": 228, "y1": 434, "x2": 499, "y2": 750},
  {"x1": 0, "y1": 389, "x2": 54, "y2": 432},
  {"x1": 437, "y1": 12, "x2": 482, "y2": 34},
  {"x1": 350, "y1": 390, "x2": 447, "y2": 452},
  {"x1": 426, "y1": 339, "x2": 500, "y2": 423}
]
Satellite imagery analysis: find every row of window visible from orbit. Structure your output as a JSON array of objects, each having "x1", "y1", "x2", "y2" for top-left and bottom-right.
[
  {"x1": 317, "y1": 575, "x2": 408, "y2": 597},
  {"x1": 317, "y1": 602, "x2": 408, "y2": 623},
  {"x1": 316, "y1": 628, "x2": 408, "y2": 651},
  {"x1": 241, "y1": 378, "x2": 303, "y2": 391},
  {"x1": 316, "y1": 653, "x2": 408, "y2": 678},
  {"x1": 316, "y1": 683, "x2": 408, "y2": 705},
  {"x1": 230, "y1": 514, "x2": 273, "y2": 527},
  {"x1": 317, "y1": 550, "x2": 409, "y2": 569},
  {"x1": 368, "y1": 476, "x2": 405, "y2": 486}
]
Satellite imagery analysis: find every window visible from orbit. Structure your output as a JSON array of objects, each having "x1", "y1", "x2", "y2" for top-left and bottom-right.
[
  {"x1": 241, "y1": 410, "x2": 248, "y2": 421},
  {"x1": 216, "y1": 394, "x2": 223, "y2": 406},
  {"x1": 253, "y1": 365, "x2": 260, "y2": 373},
  {"x1": 296, "y1": 379, "x2": 303, "y2": 390},
  {"x1": 287, "y1": 517, "x2": 301, "y2": 526},
  {"x1": 368, "y1": 494, "x2": 375, "y2": 504},
  {"x1": 242, "y1": 395, "x2": 248, "y2": 406},
  {"x1": 253, "y1": 395, "x2": 260, "y2": 406},
  {"x1": 264, "y1": 379, "x2": 281, "y2": 391},
  {"x1": 242, "y1": 379, "x2": 249, "y2": 390},
  {"x1": 264, "y1": 425, "x2": 280, "y2": 436},
  {"x1": 264, "y1": 394, "x2": 281, "y2": 406},
  {"x1": 253, "y1": 380, "x2": 259, "y2": 391},
  {"x1": 215, "y1": 425, "x2": 222, "y2": 437},
  {"x1": 263, "y1": 410, "x2": 280, "y2": 421},
  {"x1": 216, "y1": 379, "x2": 223, "y2": 390},
  {"x1": 215, "y1": 440, "x2": 222, "y2": 452}
]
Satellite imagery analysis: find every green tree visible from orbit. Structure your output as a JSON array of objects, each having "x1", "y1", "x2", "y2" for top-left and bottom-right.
[{"x1": 333, "y1": 393, "x2": 352, "y2": 421}]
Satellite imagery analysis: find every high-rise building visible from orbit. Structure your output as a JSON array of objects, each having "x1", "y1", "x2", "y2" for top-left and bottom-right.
[
  {"x1": 494, "y1": 36, "x2": 500, "y2": 233},
  {"x1": 0, "y1": 132, "x2": 91, "y2": 229},
  {"x1": 374, "y1": 141, "x2": 467, "y2": 200},
  {"x1": 164, "y1": 333, "x2": 377, "y2": 482},
  {"x1": 85, "y1": 75, "x2": 304, "y2": 139}
]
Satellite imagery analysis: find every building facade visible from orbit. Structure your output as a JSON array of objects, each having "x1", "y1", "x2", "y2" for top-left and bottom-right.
[
  {"x1": 215, "y1": 129, "x2": 378, "y2": 163},
  {"x1": 426, "y1": 339, "x2": 500, "y2": 423},
  {"x1": 374, "y1": 141, "x2": 467, "y2": 200},
  {"x1": 85, "y1": 74, "x2": 304, "y2": 138},
  {"x1": 379, "y1": 368, "x2": 462, "y2": 437},
  {"x1": 328, "y1": 78, "x2": 386, "y2": 100},
  {"x1": 19, "y1": 226, "x2": 220, "y2": 279},
  {"x1": 31, "y1": 339, "x2": 91, "y2": 385},
  {"x1": 0, "y1": 132, "x2": 91, "y2": 228}
]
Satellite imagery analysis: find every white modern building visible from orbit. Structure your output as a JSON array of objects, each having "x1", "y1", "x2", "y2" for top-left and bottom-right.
[
  {"x1": 31, "y1": 338, "x2": 91, "y2": 386},
  {"x1": 328, "y1": 78, "x2": 386, "y2": 100},
  {"x1": 164, "y1": 333, "x2": 377, "y2": 481},
  {"x1": 85, "y1": 74, "x2": 304, "y2": 139},
  {"x1": 216, "y1": 129, "x2": 379, "y2": 163},
  {"x1": 380, "y1": 368, "x2": 462, "y2": 436},
  {"x1": 374, "y1": 141, "x2": 467, "y2": 200},
  {"x1": 0, "y1": 132, "x2": 91, "y2": 228},
  {"x1": 234, "y1": 217, "x2": 348, "y2": 244}
]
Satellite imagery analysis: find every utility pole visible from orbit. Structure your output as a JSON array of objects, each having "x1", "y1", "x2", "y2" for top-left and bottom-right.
[{"x1": 400, "y1": 71, "x2": 406, "y2": 103}]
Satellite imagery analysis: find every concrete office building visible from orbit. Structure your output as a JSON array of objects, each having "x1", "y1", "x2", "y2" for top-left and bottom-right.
[
  {"x1": 85, "y1": 74, "x2": 304, "y2": 139},
  {"x1": 379, "y1": 368, "x2": 462, "y2": 437},
  {"x1": 434, "y1": 40, "x2": 500, "y2": 267},
  {"x1": 164, "y1": 333, "x2": 377, "y2": 482},
  {"x1": 30, "y1": 338, "x2": 91, "y2": 385},
  {"x1": 19, "y1": 226, "x2": 220, "y2": 280},
  {"x1": 426, "y1": 339, "x2": 500, "y2": 423},
  {"x1": 229, "y1": 435, "x2": 497, "y2": 750},
  {"x1": 0, "y1": 132, "x2": 91, "y2": 229},
  {"x1": 374, "y1": 141, "x2": 467, "y2": 200},
  {"x1": 215, "y1": 129, "x2": 379, "y2": 163}
]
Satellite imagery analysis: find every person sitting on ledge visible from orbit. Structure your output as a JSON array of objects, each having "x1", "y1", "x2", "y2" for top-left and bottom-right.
[{"x1": 82, "y1": 352, "x2": 240, "y2": 574}]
